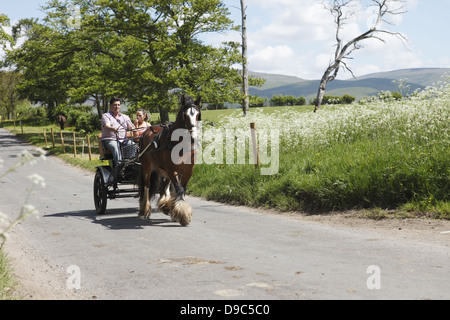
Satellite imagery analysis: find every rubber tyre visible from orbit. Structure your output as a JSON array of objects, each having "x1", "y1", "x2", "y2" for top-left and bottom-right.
[{"x1": 94, "y1": 170, "x2": 107, "y2": 215}]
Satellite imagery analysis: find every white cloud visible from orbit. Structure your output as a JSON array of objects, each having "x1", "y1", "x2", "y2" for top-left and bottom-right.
[
  {"x1": 237, "y1": 0, "x2": 428, "y2": 79},
  {"x1": 249, "y1": 45, "x2": 300, "y2": 75},
  {"x1": 201, "y1": 0, "x2": 444, "y2": 79},
  {"x1": 247, "y1": 0, "x2": 333, "y2": 46}
]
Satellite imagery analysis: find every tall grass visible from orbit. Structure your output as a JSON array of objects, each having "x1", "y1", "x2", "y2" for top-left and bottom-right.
[
  {"x1": 189, "y1": 80, "x2": 449, "y2": 217},
  {"x1": 0, "y1": 251, "x2": 16, "y2": 299}
]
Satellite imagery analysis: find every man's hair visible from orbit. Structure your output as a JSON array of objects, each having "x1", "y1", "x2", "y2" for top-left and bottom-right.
[{"x1": 110, "y1": 97, "x2": 121, "y2": 105}]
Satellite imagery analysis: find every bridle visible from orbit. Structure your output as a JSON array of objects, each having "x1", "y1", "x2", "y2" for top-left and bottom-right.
[
  {"x1": 139, "y1": 103, "x2": 201, "y2": 156},
  {"x1": 182, "y1": 104, "x2": 201, "y2": 134}
]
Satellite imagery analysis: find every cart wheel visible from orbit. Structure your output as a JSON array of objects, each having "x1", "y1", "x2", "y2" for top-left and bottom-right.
[{"x1": 94, "y1": 170, "x2": 107, "y2": 215}]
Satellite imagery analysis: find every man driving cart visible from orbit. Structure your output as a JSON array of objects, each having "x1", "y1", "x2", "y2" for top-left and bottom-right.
[{"x1": 101, "y1": 97, "x2": 136, "y2": 167}]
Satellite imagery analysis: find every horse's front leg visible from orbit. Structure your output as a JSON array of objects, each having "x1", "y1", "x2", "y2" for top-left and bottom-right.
[{"x1": 167, "y1": 172, "x2": 192, "y2": 226}]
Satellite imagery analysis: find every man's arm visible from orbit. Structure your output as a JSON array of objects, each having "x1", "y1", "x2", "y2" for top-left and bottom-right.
[
  {"x1": 101, "y1": 114, "x2": 119, "y2": 134},
  {"x1": 104, "y1": 123, "x2": 119, "y2": 134}
]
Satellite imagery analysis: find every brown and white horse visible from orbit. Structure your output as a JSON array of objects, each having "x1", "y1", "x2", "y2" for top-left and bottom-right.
[{"x1": 138, "y1": 95, "x2": 201, "y2": 226}]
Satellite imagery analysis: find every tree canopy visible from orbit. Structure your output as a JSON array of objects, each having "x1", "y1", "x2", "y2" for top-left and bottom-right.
[{"x1": 2, "y1": 0, "x2": 245, "y2": 122}]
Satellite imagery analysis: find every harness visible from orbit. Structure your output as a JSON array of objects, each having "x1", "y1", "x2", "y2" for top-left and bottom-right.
[{"x1": 138, "y1": 104, "x2": 201, "y2": 159}]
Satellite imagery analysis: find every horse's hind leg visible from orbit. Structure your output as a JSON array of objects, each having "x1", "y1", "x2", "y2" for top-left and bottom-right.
[
  {"x1": 157, "y1": 177, "x2": 172, "y2": 215},
  {"x1": 139, "y1": 172, "x2": 152, "y2": 219}
]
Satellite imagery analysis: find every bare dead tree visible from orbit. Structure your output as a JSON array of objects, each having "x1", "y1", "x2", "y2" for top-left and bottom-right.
[
  {"x1": 314, "y1": 0, "x2": 407, "y2": 112},
  {"x1": 240, "y1": 0, "x2": 249, "y2": 115}
]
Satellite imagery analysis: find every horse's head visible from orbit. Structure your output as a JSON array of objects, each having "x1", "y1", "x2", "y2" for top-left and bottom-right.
[{"x1": 179, "y1": 95, "x2": 202, "y2": 141}]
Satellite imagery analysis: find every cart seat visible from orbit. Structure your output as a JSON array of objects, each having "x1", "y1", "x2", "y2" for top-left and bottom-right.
[{"x1": 97, "y1": 133, "x2": 114, "y2": 161}]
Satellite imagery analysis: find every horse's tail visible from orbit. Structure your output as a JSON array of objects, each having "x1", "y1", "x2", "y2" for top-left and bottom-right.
[
  {"x1": 148, "y1": 170, "x2": 160, "y2": 200},
  {"x1": 138, "y1": 168, "x2": 159, "y2": 203}
]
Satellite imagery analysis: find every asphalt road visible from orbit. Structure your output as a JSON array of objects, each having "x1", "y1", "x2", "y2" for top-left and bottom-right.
[{"x1": 1, "y1": 127, "x2": 449, "y2": 300}]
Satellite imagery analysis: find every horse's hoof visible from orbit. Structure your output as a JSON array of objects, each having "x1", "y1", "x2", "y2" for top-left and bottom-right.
[
  {"x1": 170, "y1": 200, "x2": 193, "y2": 226},
  {"x1": 138, "y1": 211, "x2": 151, "y2": 219},
  {"x1": 157, "y1": 197, "x2": 172, "y2": 215}
]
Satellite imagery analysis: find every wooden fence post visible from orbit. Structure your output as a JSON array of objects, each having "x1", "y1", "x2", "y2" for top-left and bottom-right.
[
  {"x1": 250, "y1": 122, "x2": 260, "y2": 168},
  {"x1": 43, "y1": 129, "x2": 49, "y2": 148},
  {"x1": 60, "y1": 131, "x2": 65, "y2": 153},
  {"x1": 73, "y1": 131, "x2": 77, "y2": 157},
  {"x1": 51, "y1": 128, "x2": 55, "y2": 148},
  {"x1": 87, "y1": 134, "x2": 92, "y2": 161}
]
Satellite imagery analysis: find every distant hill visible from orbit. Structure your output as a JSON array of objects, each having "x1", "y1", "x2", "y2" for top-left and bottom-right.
[{"x1": 249, "y1": 68, "x2": 450, "y2": 101}]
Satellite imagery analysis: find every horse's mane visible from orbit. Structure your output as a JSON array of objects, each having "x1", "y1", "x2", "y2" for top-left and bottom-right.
[
  {"x1": 182, "y1": 95, "x2": 195, "y2": 107},
  {"x1": 176, "y1": 95, "x2": 199, "y2": 123}
]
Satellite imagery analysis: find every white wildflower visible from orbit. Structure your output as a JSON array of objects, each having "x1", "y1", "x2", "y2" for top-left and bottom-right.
[
  {"x1": 20, "y1": 204, "x2": 40, "y2": 220},
  {"x1": 34, "y1": 147, "x2": 47, "y2": 160},
  {"x1": 18, "y1": 149, "x2": 38, "y2": 165},
  {"x1": 212, "y1": 80, "x2": 449, "y2": 152},
  {"x1": 28, "y1": 173, "x2": 46, "y2": 187},
  {"x1": 0, "y1": 211, "x2": 8, "y2": 225}
]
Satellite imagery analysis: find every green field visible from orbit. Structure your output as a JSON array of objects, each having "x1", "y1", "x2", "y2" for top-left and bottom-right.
[
  {"x1": 189, "y1": 84, "x2": 450, "y2": 218},
  {"x1": 148, "y1": 104, "x2": 313, "y2": 124}
]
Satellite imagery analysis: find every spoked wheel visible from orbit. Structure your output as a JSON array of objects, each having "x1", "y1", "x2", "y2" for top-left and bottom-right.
[{"x1": 94, "y1": 170, "x2": 108, "y2": 215}]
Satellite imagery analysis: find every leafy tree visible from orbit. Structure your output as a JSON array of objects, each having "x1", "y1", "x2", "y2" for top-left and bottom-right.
[
  {"x1": 0, "y1": 14, "x2": 13, "y2": 47},
  {"x1": 4, "y1": 0, "x2": 245, "y2": 122},
  {"x1": 270, "y1": 94, "x2": 306, "y2": 107},
  {"x1": 249, "y1": 95, "x2": 266, "y2": 108},
  {"x1": 0, "y1": 71, "x2": 23, "y2": 120},
  {"x1": 5, "y1": 19, "x2": 77, "y2": 120}
]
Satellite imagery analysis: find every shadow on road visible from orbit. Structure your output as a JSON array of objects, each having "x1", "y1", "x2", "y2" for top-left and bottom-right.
[{"x1": 44, "y1": 208, "x2": 182, "y2": 230}]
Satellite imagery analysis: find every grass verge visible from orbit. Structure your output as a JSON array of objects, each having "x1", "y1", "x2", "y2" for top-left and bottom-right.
[{"x1": 0, "y1": 251, "x2": 18, "y2": 300}]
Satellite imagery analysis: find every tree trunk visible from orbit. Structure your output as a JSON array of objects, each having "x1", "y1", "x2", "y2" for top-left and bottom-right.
[
  {"x1": 241, "y1": 0, "x2": 249, "y2": 115},
  {"x1": 9, "y1": 91, "x2": 15, "y2": 121},
  {"x1": 314, "y1": 81, "x2": 327, "y2": 113},
  {"x1": 102, "y1": 98, "x2": 108, "y2": 114},
  {"x1": 95, "y1": 96, "x2": 103, "y2": 119},
  {"x1": 314, "y1": 68, "x2": 333, "y2": 113},
  {"x1": 159, "y1": 107, "x2": 169, "y2": 123}
]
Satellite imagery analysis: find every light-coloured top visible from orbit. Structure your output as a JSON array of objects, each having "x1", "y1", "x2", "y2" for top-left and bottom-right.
[{"x1": 101, "y1": 111, "x2": 134, "y2": 141}]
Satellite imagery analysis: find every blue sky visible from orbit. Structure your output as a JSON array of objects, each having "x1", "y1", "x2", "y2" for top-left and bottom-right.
[{"x1": 2, "y1": 0, "x2": 449, "y2": 79}]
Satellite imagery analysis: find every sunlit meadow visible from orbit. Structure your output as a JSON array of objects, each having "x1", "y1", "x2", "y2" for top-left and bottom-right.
[{"x1": 189, "y1": 80, "x2": 449, "y2": 216}]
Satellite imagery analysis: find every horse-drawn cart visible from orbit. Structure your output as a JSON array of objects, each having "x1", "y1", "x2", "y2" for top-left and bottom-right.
[
  {"x1": 93, "y1": 95, "x2": 201, "y2": 226},
  {"x1": 93, "y1": 136, "x2": 141, "y2": 215}
]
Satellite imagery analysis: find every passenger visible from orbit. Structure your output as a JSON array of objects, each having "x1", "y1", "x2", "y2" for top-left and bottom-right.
[
  {"x1": 133, "y1": 108, "x2": 151, "y2": 137},
  {"x1": 101, "y1": 98, "x2": 135, "y2": 167}
]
